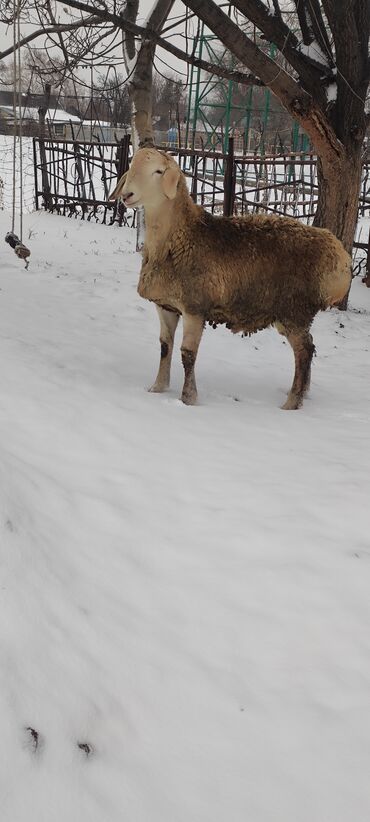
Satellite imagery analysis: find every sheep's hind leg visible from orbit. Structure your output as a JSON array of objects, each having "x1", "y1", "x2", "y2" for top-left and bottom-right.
[
  {"x1": 180, "y1": 313, "x2": 204, "y2": 405},
  {"x1": 279, "y1": 325, "x2": 315, "y2": 410},
  {"x1": 149, "y1": 307, "x2": 179, "y2": 393}
]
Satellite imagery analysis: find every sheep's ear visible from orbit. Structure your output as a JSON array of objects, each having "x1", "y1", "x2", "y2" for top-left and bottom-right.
[
  {"x1": 109, "y1": 170, "x2": 128, "y2": 201},
  {"x1": 162, "y1": 167, "x2": 180, "y2": 200}
]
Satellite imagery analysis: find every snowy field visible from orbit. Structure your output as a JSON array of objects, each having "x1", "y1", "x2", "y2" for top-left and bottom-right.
[{"x1": 0, "y1": 207, "x2": 370, "y2": 822}]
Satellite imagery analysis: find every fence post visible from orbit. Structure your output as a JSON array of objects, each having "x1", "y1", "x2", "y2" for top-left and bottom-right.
[
  {"x1": 362, "y1": 223, "x2": 370, "y2": 287},
  {"x1": 73, "y1": 141, "x2": 87, "y2": 215},
  {"x1": 116, "y1": 134, "x2": 130, "y2": 180},
  {"x1": 38, "y1": 83, "x2": 52, "y2": 210},
  {"x1": 32, "y1": 137, "x2": 39, "y2": 211},
  {"x1": 190, "y1": 153, "x2": 198, "y2": 203},
  {"x1": 223, "y1": 136, "x2": 235, "y2": 216},
  {"x1": 114, "y1": 135, "x2": 130, "y2": 226}
]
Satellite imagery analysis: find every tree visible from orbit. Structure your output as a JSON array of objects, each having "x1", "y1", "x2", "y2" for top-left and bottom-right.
[
  {"x1": 152, "y1": 72, "x2": 185, "y2": 130},
  {"x1": 1, "y1": 0, "x2": 369, "y2": 298},
  {"x1": 184, "y1": 2, "x2": 369, "y2": 267},
  {"x1": 120, "y1": 0, "x2": 175, "y2": 148},
  {"x1": 92, "y1": 73, "x2": 131, "y2": 127},
  {"x1": 22, "y1": 49, "x2": 75, "y2": 95},
  {"x1": 206, "y1": 42, "x2": 307, "y2": 153}
]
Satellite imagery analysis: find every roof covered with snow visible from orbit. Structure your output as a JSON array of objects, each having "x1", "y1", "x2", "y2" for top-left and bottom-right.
[{"x1": 0, "y1": 105, "x2": 82, "y2": 123}]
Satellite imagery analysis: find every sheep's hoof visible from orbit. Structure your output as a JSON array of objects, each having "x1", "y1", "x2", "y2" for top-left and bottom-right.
[
  {"x1": 181, "y1": 392, "x2": 197, "y2": 406},
  {"x1": 281, "y1": 394, "x2": 301, "y2": 410},
  {"x1": 148, "y1": 382, "x2": 168, "y2": 393}
]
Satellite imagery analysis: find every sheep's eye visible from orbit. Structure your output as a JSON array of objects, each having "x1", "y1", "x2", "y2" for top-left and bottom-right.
[{"x1": 154, "y1": 169, "x2": 163, "y2": 175}]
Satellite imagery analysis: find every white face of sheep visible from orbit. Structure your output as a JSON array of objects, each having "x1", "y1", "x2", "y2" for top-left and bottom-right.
[{"x1": 110, "y1": 149, "x2": 180, "y2": 209}]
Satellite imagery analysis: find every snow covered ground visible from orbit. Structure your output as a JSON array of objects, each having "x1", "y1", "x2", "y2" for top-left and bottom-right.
[{"x1": 0, "y1": 208, "x2": 370, "y2": 822}]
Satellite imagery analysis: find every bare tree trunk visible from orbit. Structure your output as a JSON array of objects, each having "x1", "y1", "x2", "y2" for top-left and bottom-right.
[
  {"x1": 121, "y1": 0, "x2": 174, "y2": 146},
  {"x1": 121, "y1": 0, "x2": 174, "y2": 249},
  {"x1": 314, "y1": 149, "x2": 363, "y2": 253},
  {"x1": 314, "y1": 152, "x2": 362, "y2": 309}
]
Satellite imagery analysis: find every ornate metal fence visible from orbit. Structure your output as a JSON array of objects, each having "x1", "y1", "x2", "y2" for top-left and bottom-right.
[
  {"x1": 178, "y1": 139, "x2": 370, "y2": 221},
  {"x1": 177, "y1": 143, "x2": 320, "y2": 220},
  {"x1": 33, "y1": 134, "x2": 134, "y2": 226},
  {"x1": 33, "y1": 134, "x2": 370, "y2": 223}
]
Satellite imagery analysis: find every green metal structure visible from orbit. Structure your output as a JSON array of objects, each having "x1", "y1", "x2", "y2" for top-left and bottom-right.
[{"x1": 185, "y1": 22, "x2": 309, "y2": 155}]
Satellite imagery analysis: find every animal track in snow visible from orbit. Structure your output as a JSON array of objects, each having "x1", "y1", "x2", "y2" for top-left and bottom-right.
[
  {"x1": 25, "y1": 726, "x2": 42, "y2": 753},
  {"x1": 77, "y1": 741, "x2": 94, "y2": 757}
]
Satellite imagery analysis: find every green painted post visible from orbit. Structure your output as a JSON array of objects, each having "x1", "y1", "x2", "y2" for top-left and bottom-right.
[
  {"x1": 185, "y1": 59, "x2": 195, "y2": 149},
  {"x1": 261, "y1": 44, "x2": 276, "y2": 154},
  {"x1": 292, "y1": 120, "x2": 299, "y2": 151},
  {"x1": 301, "y1": 133, "x2": 309, "y2": 153},
  {"x1": 244, "y1": 86, "x2": 253, "y2": 152},
  {"x1": 262, "y1": 88, "x2": 271, "y2": 154}
]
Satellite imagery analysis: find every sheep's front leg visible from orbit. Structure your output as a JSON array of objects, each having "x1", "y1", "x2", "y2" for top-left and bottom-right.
[
  {"x1": 280, "y1": 326, "x2": 315, "y2": 410},
  {"x1": 180, "y1": 313, "x2": 204, "y2": 405},
  {"x1": 149, "y1": 306, "x2": 179, "y2": 393}
]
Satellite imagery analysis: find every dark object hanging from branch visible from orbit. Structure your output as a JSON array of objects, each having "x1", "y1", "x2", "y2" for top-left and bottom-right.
[{"x1": 5, "y1": 232, "x2": 31, "y2": 269}]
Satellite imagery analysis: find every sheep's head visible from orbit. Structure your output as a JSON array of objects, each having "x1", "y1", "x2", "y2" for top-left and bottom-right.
[{"x1": 109, "y1": 148, "x2": 180, "y2": 209}]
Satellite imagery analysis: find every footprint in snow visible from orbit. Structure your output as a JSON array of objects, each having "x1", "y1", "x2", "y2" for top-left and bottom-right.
[
  {"x1": 5, "y1": 519, "x2": 15, "y2": 532},
  {"x1": 24, "y1": 726, "x2": 42, "y2": 753},
  {"x1": 24, "y1": 728, "x2": 94, "y2": 758},
  {"x1": 77, "y1": 741, "x2": 94, "y2": 757}
]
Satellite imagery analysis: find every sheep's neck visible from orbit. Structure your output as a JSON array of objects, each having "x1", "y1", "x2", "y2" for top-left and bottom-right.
[
  {"x1": 144, "y1": 195, "x2": 195, "y2": 262},
  {"x1": 144, "y1": 201, "x2": 174, "y2": 260}
]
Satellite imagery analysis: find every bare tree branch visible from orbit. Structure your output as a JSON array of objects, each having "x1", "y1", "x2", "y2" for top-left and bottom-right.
[
  {"x1": 44, "y1": 0, "x2": 74, "y2": 74},
  {"x1": 234, "y1": 0, "x2": 333, "y2": 100},
  {"x1": 322, "y1": 0, "x2": 368, "y2": 78},
  {"x1": 184, "y1": 0, "x2": 343, "y2": 165},
  {"x1": 0, "y1": 3, "x2": 264, "y2": 91},
  {"x1": 124, "y1": 0, "x2": 175, "y2": 144},
  {"x1": 322, "y1": 0, "x2": 369, "y2": 141},
  {"x1": 294, "y1": 0, "x2": 313, "y2": 45},
  {"x1": 120, "y1": 0, "x2": 139, "y2": 65},
  {"x1": 0, "y1": 17, "x2": 100, "y2": 60},
  {"x1": 271, "y1": 0, "x2": 283, "y2": 23},
  {"x1": 305, "y1": 0, "x2": 333, "y2": 60},
  {"x1": 2, "y1": 0, "x2": 342, "y2": 161}
]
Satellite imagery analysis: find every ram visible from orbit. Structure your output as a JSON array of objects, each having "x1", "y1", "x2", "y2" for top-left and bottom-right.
[{"x1": 111, "y1": 148, "x2": 351, "y2": 409}]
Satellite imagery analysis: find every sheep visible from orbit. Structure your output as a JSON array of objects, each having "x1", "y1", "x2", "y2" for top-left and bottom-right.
[{"x1": 110, "y1": 148, "x2": 351, "y2": 409}]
